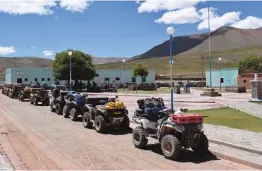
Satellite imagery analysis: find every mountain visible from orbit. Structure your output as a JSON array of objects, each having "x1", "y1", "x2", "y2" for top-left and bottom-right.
[
  {"x1": 93, "y1": 57, "x2": 128, "y2": 64},
  {"x1": 0, "y1": 56, "x2": 127, "y2": 70},
  {"x1": 133, "y1": 26, "x2": 262, "y2": 60}
]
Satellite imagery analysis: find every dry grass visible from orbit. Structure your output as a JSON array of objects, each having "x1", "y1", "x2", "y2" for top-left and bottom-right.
[{"x1": 96, "y1": 46, "x2": 262, "y2": 75}]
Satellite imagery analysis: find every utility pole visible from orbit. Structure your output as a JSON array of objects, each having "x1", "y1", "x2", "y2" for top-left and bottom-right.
[{"x1": 201, "y1": 55, "x2": 204, "y2": 87}]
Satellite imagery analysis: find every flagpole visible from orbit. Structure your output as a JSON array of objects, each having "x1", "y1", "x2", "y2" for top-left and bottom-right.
[{"x1": 208, "y1": 4, "x2": 212, "y2": 88}]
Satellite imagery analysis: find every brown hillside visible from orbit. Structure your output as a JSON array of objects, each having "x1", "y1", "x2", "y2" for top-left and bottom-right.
[{"x1": 133, "y1": 26, "x2": 262, "y2": 60}]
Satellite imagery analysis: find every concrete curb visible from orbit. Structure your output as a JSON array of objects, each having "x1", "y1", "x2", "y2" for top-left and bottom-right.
[
  {"x1": 209, "y1": 139, "x2": 262, "y2": 155},
  {"x1": 129, "y1": 119, "x2": 262, "y2": 169}
]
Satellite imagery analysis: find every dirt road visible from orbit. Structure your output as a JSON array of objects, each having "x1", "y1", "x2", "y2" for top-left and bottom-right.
[{"x1": 0, "y1": 94, "x2": 255, "y2": 170}]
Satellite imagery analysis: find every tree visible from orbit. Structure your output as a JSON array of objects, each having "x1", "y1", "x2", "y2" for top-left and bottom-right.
[
  {"x1": 238, "y1": 56, "x2": 262, "y2": 73},
  {"x1": 133, "y1": 64, "x2": 149, "y2": 84},
  {"x1": 53, "y1": 49, "x2": 96, "y2": 81}
]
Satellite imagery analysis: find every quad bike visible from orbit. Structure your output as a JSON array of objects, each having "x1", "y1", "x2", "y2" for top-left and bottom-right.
[
  {"x1": 18, "y1": 87, "x2": 32, "y2": 101},
  {"x1": 30, "y1": 88, "x2": 50, "y2": 106},
  {"x1": 132, "y1": 99, "x2": 208, "y2": 160},
  {"x1": 9, "y1": 84, "x2": 23, "y2": 99},
  {"x1": 50, "y1": 91, "x2": 73, "y2": 115},
  {"x1": 82, "y1": 95, "x2": 130, "y2": 133},
  {"x1": 62, "y1": 92, "x2": 78, "y2": 118}
]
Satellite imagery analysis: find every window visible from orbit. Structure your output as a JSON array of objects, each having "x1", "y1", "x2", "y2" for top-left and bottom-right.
[
  {"x1": 34, "y1": 78, "x2": 38, "y2": 81},
  {"x1": 42, "y1": 78, "x2": 45, "y2": 81},
  {"x1": 220, "y1": 78, "x2": 224, "y2": 83},
  {"x1": 47, "y1": 78, "x2": 51, "y2": 81},
  {"x1": 132, "y1": 77, "x2": 136, "y2": 83},
  {"x1": 95, "y1": 74, "x2": 99, "y2": 77},
  {"x1": 243, "y1": 79, "x2": 247, "y2": 83},
  {"x1": 105, "y1": 78, "x2": 109, "y2": 81},
  {"x1": 115, "y1": 77, "x2": 120, "y2": 81},
  {"x1": 17, "y1": 78, "x2": 22, "y2": 83},
  {"x1": 24, "y1": 78, "x2": 28, "y2": 81},
  {"x1": 142, "y1": 76, "x2": 146, "y2": 82}
]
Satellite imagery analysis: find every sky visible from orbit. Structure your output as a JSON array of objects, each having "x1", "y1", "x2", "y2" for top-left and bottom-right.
[{"x1": 1, "y1": 0, "x2": 262, "y2": 59}]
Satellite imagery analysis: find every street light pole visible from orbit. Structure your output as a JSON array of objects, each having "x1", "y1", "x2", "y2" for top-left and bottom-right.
[
  {"x1": 122, "y1": 59, "x2": 126, "y2": 90},
  {"x1": 68, "y1": 51, "x2": 73, "y2": 91},
  {"x1": 167, "y1": 26, "x2": 175, "y2": 112},
  {"x1": 208, "y1": 5, "x2": 212, "y2": 88},
  {"x1": 218, "y1": 57, "x2": 222, "y2": 91}
]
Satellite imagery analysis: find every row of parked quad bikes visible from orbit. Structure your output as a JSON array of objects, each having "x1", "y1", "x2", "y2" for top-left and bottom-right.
[{"x1": 1, "y1": 84, "x2": 209, "y2": 160}]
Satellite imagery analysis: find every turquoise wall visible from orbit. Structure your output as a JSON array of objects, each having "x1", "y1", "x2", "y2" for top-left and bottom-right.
[
  {"x1": 205, "y1": 68, "x2": 239, "y2": 87},
  {"x1": 5, "y1": 68, "x2": 54, "y2": 84},
  {"x1": 5, "y1": 68, "x2": 155, "y2": 85},
  {"x1": 94, "y1": 69, "x2": 155, "y2": 84}
]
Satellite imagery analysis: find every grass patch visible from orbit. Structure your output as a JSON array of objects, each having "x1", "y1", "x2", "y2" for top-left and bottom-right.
[
  {"x1": 96, "y1": 46, "x2": 262, "y2": 75},
  {"x1": 189, "y1": 107, "x2": 262, "y2": 132},
  {"x1": 117, "y1": 87, "x2": 171, "y2": 94}
]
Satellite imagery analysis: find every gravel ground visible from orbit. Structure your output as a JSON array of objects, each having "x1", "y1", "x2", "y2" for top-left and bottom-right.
[{"x1": 0, "y1": 93, "x2": 255, "y2": 170}]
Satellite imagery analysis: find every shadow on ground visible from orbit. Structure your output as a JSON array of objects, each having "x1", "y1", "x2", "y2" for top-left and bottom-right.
[
  {"x1": 73, "y1": 117, "x2": 133, "y2": 135},
  {"x1": 142, "y1": 143, "x2": 220, "y2": 164}
]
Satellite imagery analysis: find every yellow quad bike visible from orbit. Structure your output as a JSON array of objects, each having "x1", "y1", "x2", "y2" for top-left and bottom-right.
[
  {"x1": 82, "y1": 96, "x2": 130, "y2": 133},
  {"x1": 18, "y1": 86, "x2": 32, "y2": 101}
]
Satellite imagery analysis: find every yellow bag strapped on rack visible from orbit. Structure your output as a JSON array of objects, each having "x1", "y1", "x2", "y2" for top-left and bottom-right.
[{"x1": 105, "y1": 101, "x2": 125, "y2": 109}]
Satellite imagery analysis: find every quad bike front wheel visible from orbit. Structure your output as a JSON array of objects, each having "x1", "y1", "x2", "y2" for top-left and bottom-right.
[
  {"x1": 94, "y1": 115, "x2": 106, "y2": 133},
  {"x1": 63, "y1": 105, "x2": 69, "y2": 118},
  {"x1": 83, "y1": 112, "x2": 93, "y2": 129},
  {"x1": 69, "y1": 108, "x2": 78, "y2": 121},
  {"x1": 55, "y1": 103, "x2": 62, "y2": 115},
  {"x1": 132, "y1": 126, "x2": 148, "y2": 149},
  {"x1": 191, "y1": 132, "x2": 209, "y2": 155},
  {"x1": 50, "y1": 101, "x2": 55, "y2": 112},
  {"x1": 34, "y1": 97, "x2": 38, "y2": 106},
  {"x1": 161, "y1": 134, "x2": 182, "y2": 160}
]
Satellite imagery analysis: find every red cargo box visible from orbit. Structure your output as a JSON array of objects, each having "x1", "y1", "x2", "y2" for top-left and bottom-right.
[{"x1": 172, "y1": 114, "x2": 203, "y2": 124}]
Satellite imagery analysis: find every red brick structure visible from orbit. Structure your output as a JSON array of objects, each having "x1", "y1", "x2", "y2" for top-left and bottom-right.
[{"x1": 237, "y1": 73, "x2": 262, "y2": 89}]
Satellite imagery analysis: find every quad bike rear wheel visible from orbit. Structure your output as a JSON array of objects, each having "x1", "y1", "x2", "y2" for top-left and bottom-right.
[
  {"x1": 45, "y1": 99, "x2": 50, "y2": 106},
  {"x1": 191, "y1": 132, "x2": 209, "y2": 155},
  {"x1": 94, "y1": 115, "x2": 106, "y2": 133},
  {"x1": 69, "y1": 108, "x2": 78, "y2": 121},
  {"x1": 161, "y1": 134, "x2": 182, "y2": 160},
  {"x1": 132, "y1": 126, "x2": 148, "y2": 149},
  {"x1": 121, "y1": 115, "x2": 130, "y2": 131},
  {"x1": 83, "y1": 112, "x2": 93, "y2": 129}
]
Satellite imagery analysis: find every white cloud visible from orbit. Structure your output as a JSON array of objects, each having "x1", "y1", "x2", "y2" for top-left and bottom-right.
[
  {"x1": 0, "y1": 0, "x2": 56, "y2": 15},
  {"x1": 30, "y1": 46, "x2": 37, "y2": 49},
  {"x1": 42, "y1": 50, "x2": 54, "y2": 57},
  {"x1": 155, "y1": 7, "x2": 200, "y2": 24},
  {"x1": 197, "y1": 8, "x2": 241, "y2": 31},
  {"x1": 0, "y1": 46, "x2": 15, "y2": 55},
  {"x1": 138, "y1": 0, "x2": 205, "y2": 13},
  {"x1": 59, "y1": 0, "x2": 90, "y2": 12},
  {"x1": 198, "y1": 7, "x2": 218, "y2": 20},
  {"x1": 232, "y1": 16, "x2": 262, "y2": 29}
]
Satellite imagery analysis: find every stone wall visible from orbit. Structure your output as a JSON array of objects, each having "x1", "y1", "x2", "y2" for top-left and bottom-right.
[{"x1": 237, "y1": 73, "x2": 262, "y2": 89}]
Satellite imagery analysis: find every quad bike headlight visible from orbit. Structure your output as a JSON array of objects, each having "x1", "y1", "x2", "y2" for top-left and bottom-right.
[
  {"x1": 197, "y1": 124, "x2": 203, "y2": 130},
  {"x1": 175, "y1": 125, "x2": 185, "y2": 132}
]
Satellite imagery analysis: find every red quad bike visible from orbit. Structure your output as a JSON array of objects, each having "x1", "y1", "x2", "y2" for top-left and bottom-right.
[{"x1": 132, "y1": 112, "x2": 209, "y2": 160}]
